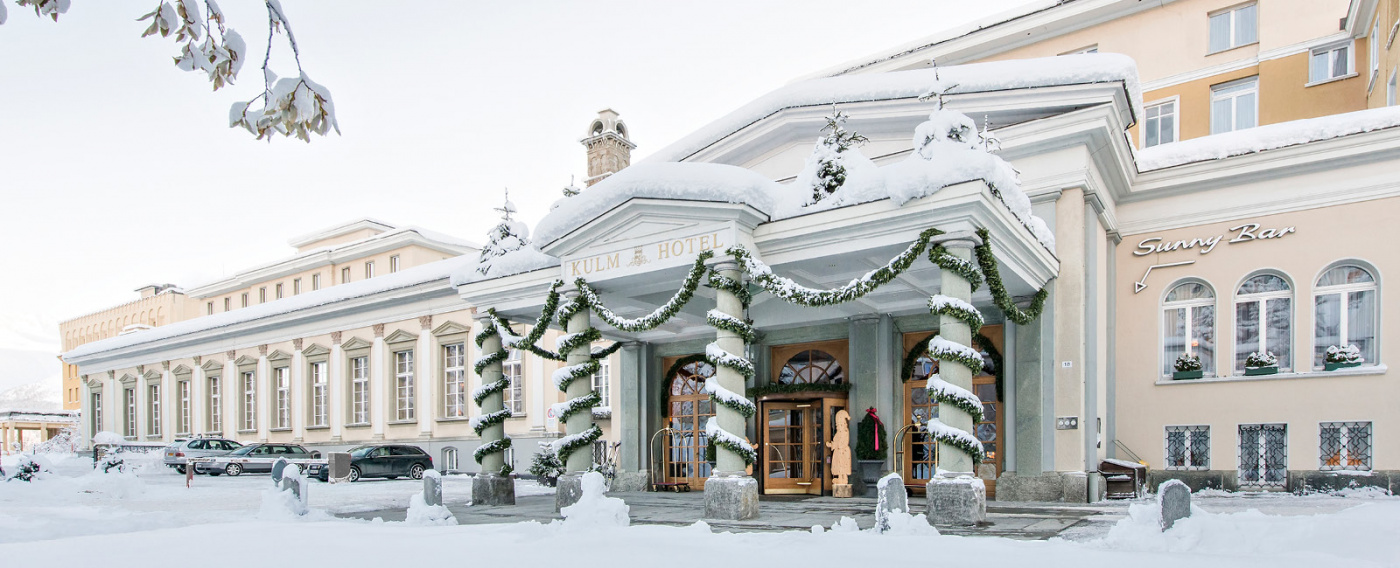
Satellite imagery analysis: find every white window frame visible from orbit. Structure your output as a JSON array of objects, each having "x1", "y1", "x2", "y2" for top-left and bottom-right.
[
  {"x1": 1307, "y1": 41, "x2": 1355, "y2": 86},
  {"x1": 443, "y1": 343, "x2": 466, "y2": 418},
  {"x1": 592, "y1": 358, "x2": 611, "y2": 410},
  {"x1": 1312, "y1": 264, "x2": 1379, "y2": 369},
  {"x1": 1210, "y1": 76, "x2": 1258, "y2": 134},
  {"x1": 1161, "y1": 280, "x2": 1217, "y2": 377},
  {"x1": 395, "y1": 350, "x2": 415, "y2": 421},
  {"x1": 350, "y1": 356, "x2": 370, "y2": 424},
  {"x1": 206, "y1": 302, "x2": 214, "y2": 316},
  {"x1": 341, "y1": 267, "x2": 351, "y2": 284},
  {"x1": 1319, "y1": 421, "x2": 1372, "y2": 471},
  {"x1": 365, "y1": 261, "x2": 375, "y2": 279},
  {"x1": 124, "y1": 387, "x2": 137, "y2": 438},
  {"x1": 177, "y1": 379, "x2": 191, "y2": 435},
  {"x1": 1207, "y1": 2, "x2": 1258, "y2": 54},
  {"x1": 312, "y1": 273, "x2": 321, "y2": 291},
  {"x1": 1142, "y1": 97, "x2": 1179, "y2": 148},
  {"x1": 1234, "y1": 273, "x2": 1293, "y2": 372},
  {"x1": 310, "y1": 362, "x2": 328, "y2": 427},
  {"x1": 147, "y1": 383, "x2": 161, "y2": 437},
  {"x1": 1371, "y1": 19, "x2": 1381, "y2": 90},
  {"x1": 207, "y1": 376, "x2": 221, "y2": 432},
  {"x1": 1388, "y1": 68, "x2": 1397, "y2": 106},
  {"x1": 390, "y1": 255, "x2": 400, "y2": 273},
  {"x1": 241, "y1": 371, "x2": 256, "y2": 431},
  {"x1": 274, "y1": 366, "x2": 290, "y2": 429},
  {"x1": 275, "y1": 283, "x2": 284, "y2": 299},
  {"x1": 503, "y1": 349, "x2": 523, "y2": 415},
  {"x1": 92, "y1": 392, "x2": 102, "y2": 435},
  {"x1": 293, "y1": 278, "x2": 302, "y2": 295}
]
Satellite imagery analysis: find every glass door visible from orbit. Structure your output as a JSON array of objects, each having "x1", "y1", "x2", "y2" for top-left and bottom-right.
[{"x1": 763, "y1": 401, "x2": 823, "y2": 494}]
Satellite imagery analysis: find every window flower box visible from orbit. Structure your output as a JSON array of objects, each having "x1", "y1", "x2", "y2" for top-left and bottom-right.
[
  {"x1": 1243, "y1": 366, "x2": 1278, "y2": 376},
  {"x1": 1324, "y1": 345, "x2": 1364, "y2": 371},
  {"x1": 1173, "y1": 353, "x2": 1203, "y2": 380},
  {"x1": 1244, "y1": 352, "x2": 1278, "y2": 376},
  {"x1": 1324, "y1": 361, "x2": 1362, "y2": 371},
  {"x1": 1172, "y1": 370, "x2": 1204, "y2": 380}
]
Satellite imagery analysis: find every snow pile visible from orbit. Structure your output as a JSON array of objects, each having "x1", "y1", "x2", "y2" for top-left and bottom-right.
[
  {"x1": 1089, "y1": 501, "x2": 1400, "y2": 566},
  {"x1": 92, "y1": 431, "x2": 125, "y2": 445},
  {"x1": 533, "y1": 162, "x2": 786, "y2": 246},
  {"x1": 450, "y1": 245, "x2": 560, "y2": 285},
  {"x1": 259, "y1": 464, "x2": 309, "y2": 519},
  {"x1": 1137, "y1": 106, "x2": 1400, "y2": 171},
  {"x1": 405, "y1": 472, "x2": 457, "y2": 527},
  {"x1": 874, "y1": 473, "x2": 939, "y2": 536},
  {"x1": 650, "y1": 53, "x2": 1141, "y2": 164},
  {"x1": 559, "y1": 471, "x2": 629, "y2": 528}
]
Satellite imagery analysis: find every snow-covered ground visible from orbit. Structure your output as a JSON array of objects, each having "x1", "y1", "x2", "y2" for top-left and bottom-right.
[{"x1": 3, "y1": 452, "x2": 1397, "y2": 567}]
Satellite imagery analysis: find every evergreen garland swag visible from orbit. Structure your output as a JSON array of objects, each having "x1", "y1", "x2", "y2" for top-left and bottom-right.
[
  {"x1": 575, "y1": 250, "x2": 713, "y2": 332},
  {"x1": 855, "y1": 409, "x2": 888, "y2": 461},
  {"x1": 927, "y1": 426, "x2": 986, "y2": 465},
  {"x1": 974, "y1": 228, "x2": 1049, "y2": 325},
  {"x1": 554, "y1": 424, "x2": 604, "y2": 465},
  {"x1": 473, "y1": 438, "x2": 512, "y2": 465},
  {"x1": 471, "y1": 409, "x2": 511, "y2": 436},
  {"x1": 746, "y1": 382, "x2": 851, "y2": 398}
]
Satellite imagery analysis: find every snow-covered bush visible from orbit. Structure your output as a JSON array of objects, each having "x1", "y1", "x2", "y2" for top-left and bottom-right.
[
  {"x1": 1244, "y1": 351, "x2": 1277, "y2": 369},
  {"x1": 1174, "y1": 353, "x2": 1202, "y2": 372},
  {"x1": 32, "y1": 428, "x2": 79, "y2": 454},
  {"x1": 528, "y1": 442, "x2": 564, "y2": 487},
  {"x1": 6, "y1": 454, "x2": 45, "y2": 482},
  {"x1": 1325, "y1": 345, "x2": 1363, "y2": 364}
]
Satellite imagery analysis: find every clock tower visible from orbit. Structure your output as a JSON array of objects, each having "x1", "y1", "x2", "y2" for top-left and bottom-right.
[{"x1": 582, "y1": 109, "x2": 636, "y2": 186}]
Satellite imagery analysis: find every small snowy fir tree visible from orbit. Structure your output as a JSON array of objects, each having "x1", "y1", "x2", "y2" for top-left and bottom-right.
[
  {"x1": 805, "y1": 105, "x2": 869, "y2": 205},
  {"x1": 562, "y1": 175, "x2": 581, "y2": 198},
  {"x1": 529, "y1": 442, "x2": 565, "y2": 487},
  {"x1": 477, "y1": 189, "x2": 531, "y2": 275}
]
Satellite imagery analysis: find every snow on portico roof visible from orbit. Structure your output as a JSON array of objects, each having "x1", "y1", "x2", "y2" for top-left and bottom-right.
[
  {"x1": 646, "y1": 53, "x2": 1142, "y2": 164},
  {"x1": 64, "y1": 254, "x2": 478, "y2": 361},
  {"x1": 1135, "y1": 106, "x2": 1400, "y2": 171}
]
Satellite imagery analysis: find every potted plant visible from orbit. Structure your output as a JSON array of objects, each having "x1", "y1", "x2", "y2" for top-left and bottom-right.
[
  {"x1": 1324, "y1": 344, "x2": 1364, "y2": 371},
  {"x1": 1244, "y1": 351, "x2": 1279, "y2": 376},
  {"x1": 1172, "y1": 353, "x2": 1203, "y2": 380},
  {"x1": 855, "y1": 408, "x2": 888, "y2": 489}
]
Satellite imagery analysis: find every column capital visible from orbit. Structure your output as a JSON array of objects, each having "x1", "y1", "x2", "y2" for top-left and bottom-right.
[
  {"x1": 929, "y1": 230, "x2": 983, "y2": 249},
  {"x1": 710, "y1": 260, "x2": 741, "y2": 273},
  {"x1": 620, "y1": 341, "x2": 646, "y2": 351},
  {"x1": 473, "y1": 311, "x2": 494, "y2": 324},
  {"x1": 561, "y1": 288, "x2": 581, "y2": 300},
  {"x1": 849, "y1": 314, "x2": 881, "y2": 325}
]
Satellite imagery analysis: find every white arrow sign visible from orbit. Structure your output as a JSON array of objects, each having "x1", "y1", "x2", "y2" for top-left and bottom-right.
[{"x1": 1135, "y1": 261, "x2": 1195, "y2": 293}]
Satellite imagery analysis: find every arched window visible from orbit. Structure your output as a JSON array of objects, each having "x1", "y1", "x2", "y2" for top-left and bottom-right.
[
  {"x1": 442, "y1": 447, "x2": 459, "y2": 473},
  {"x1": 776, "y1": 350, "x2": 845, "y2": 384},
  {"x1": 1163, "y1": 281, "x2": 1216, "y2": 376},
  {"x1": 1313, "y1": 264, "x2": 1378, "y2": 367},
  {"x1": 1235, "y1": 273, "x2": 1291, "y2": 371}
]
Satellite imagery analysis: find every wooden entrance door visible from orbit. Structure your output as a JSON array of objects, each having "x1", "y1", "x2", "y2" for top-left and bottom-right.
[
  {"x1": 901, "y1": 327, "x2": 1004, "y2": 497},
  {"x1": 663, "y1": 357, "x2": 715, "y2": 490},
  {"x1": 972, "y1": 374, "x2": 1003, "y2": 499},
  {"x1": 762, "y1": 401, "x2": 823, "y2": 494}
]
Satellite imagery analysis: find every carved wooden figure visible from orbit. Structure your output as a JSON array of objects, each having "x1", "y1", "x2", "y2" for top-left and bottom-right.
[{"x1": 830, "y1": 409, "x2": 852, "y2": 485}]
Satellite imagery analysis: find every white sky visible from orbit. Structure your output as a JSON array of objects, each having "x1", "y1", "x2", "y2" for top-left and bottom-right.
[{"x1": 0, "y1": 1, "x2": 1036, "y2": 383}]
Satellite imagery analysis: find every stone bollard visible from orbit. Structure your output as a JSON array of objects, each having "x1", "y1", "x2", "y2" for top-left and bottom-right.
[
  {"x1": 271, "y1": 457, "x2": 289, "y2": 484},
  {"x1": 327, "y1": 452, "x2": 351, "y2": 484},
  {"x1": 1158, "y1": 479, "x2": 1191, "y2": 530},
  {"x1": 926, "y1": 473, "x2": 987, "y2": 526},
  {"x1": 875, "y1": 473, "x2": 909, "y2": 533},
  {"x1": 423, "y1": 469, "x2": 443, "y2": 507}
]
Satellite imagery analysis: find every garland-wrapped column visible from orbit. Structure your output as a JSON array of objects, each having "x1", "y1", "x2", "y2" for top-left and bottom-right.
[
  {"x1": 471, "y1": 312, "x2": 514, "y2": 506},
  {"x1": 554, "y1": 290, "x2": 603, "y2": 510},
  {"x1": 925, "y1": 235, "x2": 986, "y2": 525},
  {"x1": 703, "y1": 261, "x2": 759, "y2": 520},
  {"x1": 562, "y1": 290, "x2": 595, "y2": 473}
]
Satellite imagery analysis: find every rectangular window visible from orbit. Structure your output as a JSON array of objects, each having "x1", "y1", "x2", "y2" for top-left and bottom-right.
[
  {"x1": 259, "y1": 287, "x2": 266, "y2": 303},
  {"x1": 312, "y1": 274, "x2": 321, "y2": 291},
  {"x1": 224, "y1": 298, "x2": 231, "y2": 312},
  {"x1": 241, "y1": 293, "x2": 249, "y2": 308},
  {"x1": 592, "y1": 359, "x2": 610, "y2": 409},
  {"x1": 390, "y1": 255, "x2": 400, "y2": 273},
  {"x1": 1371, "y1": 20, "x2": 1381, "y2": 87},
  {"x1": 365, "y1": 261, "x2": 375, "y2": 279},
  {"x1": 350, "y1": 356, "x2": 369, "y2": 424},
  {"x1": 1210, "y1": 77, "x2": 1258, "y2": 134},
  {"x1": 274, "y1": 367, "x2": 290, "y2": 429},
  {"x1": 178, "y1": 380, "x2": 191, "y2": 435},
  {"x1": 241, "y1": 371, "x2": 256, "y2": 431},
  {"x1": 147, "y1": 384, "x2": 161, "y2": 436},
  {"x1": 293, "y1": 278, "x2": 302, "y2": 295},
  {"x1": 124, "y1": 388, "x2": 136, "y2": 438},
  {"x1": 206, "y1": 302, "x2": 214, "y2": 315},
  {"x1": 1239, "y1": 423, "x2": 1288, "y2": 487},
  {"x1": 443, "y1": 343, "x2": 466, "y2": 418},
  {"x1": 1309, "y1": 42, "x2": 1353, "y2": 84},
  {"x1": 1388, "y1": 68, "x2": 1397, "y2": 106},
  {"x1": 1208, "y1": 3, "x2": 1257, "y2": 54},
  {"x1": 1165, "y1": 425, "x2": 1210, "y2": 470},
  {"x1": 1143, "y1": 99, "x2": 1177, "y2": 148},
  {"x1": 1320, "y1": 421, "x2": 1372, "y2": 471},
  {"x1": 310, "y1": 362, "x2": 328, "y2": 427},
  {"x1": 341, "y1": 267, "x2": 351, "y2": 284},
  {"x1": 208, "y1": 376, "x2": 221, "y2": 432},
  {"x1": 395, "y1": 350, "x2": 415, "y2": 421},
  {"x1": 92, "y1": 392, "x2": 102, "y2": 435},
  {"x1": 503, "y1": 350, "x2": 523, "y2": 415},
  {"x1": 275, "y1": 283, "x2": 284, "y2": 299}
]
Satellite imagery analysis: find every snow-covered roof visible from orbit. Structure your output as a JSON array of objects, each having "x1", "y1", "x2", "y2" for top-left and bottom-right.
[
  {"x1": 646, "y1": 53, "x2": 1141, "y2": 164},
  {"x1": 1136, "y1": 106, "x2": 1400, "y2": 171},
  {"x1": 285, "y1": 217, "x2": 397, "y2": 249},
  {"x1": 64, "y1": 254, "x2": 478, "y2": 361},
  {"x1": 0, "y1": 409, "x2": 79, "y2": 423},
  {"x1": 533, "y1": 162, "x2": 786, "y2": 246}
]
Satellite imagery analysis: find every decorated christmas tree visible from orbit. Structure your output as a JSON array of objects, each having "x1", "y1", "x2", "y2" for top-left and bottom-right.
[{"x1": 477, "y1": 189, "x2": 531, "y2": 275}]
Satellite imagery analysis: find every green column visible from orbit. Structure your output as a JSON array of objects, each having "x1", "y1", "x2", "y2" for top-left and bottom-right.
[
  {"x1": 938, "y1": 241, "x2": 976, "y2": 475},
  {"x1": 562, "y1": 290, "x2": 594, "y2": 474}
]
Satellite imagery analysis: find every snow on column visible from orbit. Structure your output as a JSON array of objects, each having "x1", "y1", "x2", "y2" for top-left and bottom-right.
[
  {"x1": 931, "y1": 239, "x2": 980, "y2": 474},
  {"x1": 702, "y1": 261, "x2": 759, "y2": 520},
  {"x1": 471, "y1": 312, "x2": 508, "y2": 475},
  {"x1": 562, "y1": 290, "x2": 595, "y2": 474}
]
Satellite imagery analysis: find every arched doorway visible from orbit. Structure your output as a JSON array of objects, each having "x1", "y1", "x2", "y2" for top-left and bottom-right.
[
  {"x1": 901, "y1": 326, "x2": 1004, "y2": 497},
  {"x1": 663, "y1": 356, "x2": 715, "y2": 490},
  {"x1": 759, "y1": 340, "x2": 849, "y2": 495}
]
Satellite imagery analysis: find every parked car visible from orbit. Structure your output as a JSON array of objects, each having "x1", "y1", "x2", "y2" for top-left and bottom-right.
[
  {"x1": 312, "y1": 444, "x2": 432, "y2": 482},
  {"x1": 205, "y1": 443, "x2": 319, "y2": 476},
  {"x1": 163, "y1": 438, "x2": 242, "y2": 474}
]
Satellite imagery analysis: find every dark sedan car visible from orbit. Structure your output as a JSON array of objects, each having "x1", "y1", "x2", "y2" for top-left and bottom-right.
[{"x1": 314, "y1": 444, "x2": 432, "y2": 482}]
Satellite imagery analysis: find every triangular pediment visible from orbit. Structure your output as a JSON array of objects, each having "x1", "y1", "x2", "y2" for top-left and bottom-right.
[
  {"x1": 598, "y1": 217, "x2": 701, "y2": 245},
  {"x1": 200, "y1": 359, "x2": 224, "y2": 372},
  {"x1": 171, "y1": 364, "x2": 193, "y2": 376},
  {"x1": 432, "y1": 320, "x2": 472, "y2": 337},
  {"x1": 384, "y1": 329, "x2": 419, "y2": 344},
  {"x1": 301, "y1": 343, "x2": 330, "y2": 357},
  {"x1": 341, "y1": 336, "x2": 373, "y2": 351},
  {"x1": 142, "y1": 370, "x2": 162, "y2": 381},
  {"x1": 233, "y1": 355, "x2": 259, "y2": 367},
  {"x1": 541, "y1": 198, "x2": 767, "y2": 259},
  {"x1": 267, "y1": 349, "x2": 293, "y2": 361},
  {"x1": 118, "y1": 373, "x2": 137, "y2": 385}
]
